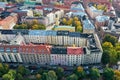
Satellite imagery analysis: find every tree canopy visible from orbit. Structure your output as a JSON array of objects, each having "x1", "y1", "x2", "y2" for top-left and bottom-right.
[{"x1": 103, "y1": 67, "x2": 114, "y2": 80}]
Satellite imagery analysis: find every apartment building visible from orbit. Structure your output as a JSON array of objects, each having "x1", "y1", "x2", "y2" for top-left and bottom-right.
[
  {"x1": 95, "y1": 15, "x2": 109, "y2": 28},
  {"x1": 0, "y1": 13, "x2": 18, "y2": 29},
  {"x1": 0, "y1": 30, "x2": 102, "y2": 66}
]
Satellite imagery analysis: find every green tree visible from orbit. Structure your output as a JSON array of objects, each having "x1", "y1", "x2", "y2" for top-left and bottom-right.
[
  {"x1": 75, "y1": 66, "x2": 85, "y2": 79},
  {"x1": 103, "y1": 34, "x2": 117, "y2": 46},
  {"x1": 109, "y1": 49, "x2": 117, "y2": 65},
  {"x1": 0, "y1": 63, "x2": 9, "y2": 77},
  {"x1": 101, "y1": 50, "x2": 110, "y2": 65},
  {"x1": 47, "y1": 70, "x2": 57, "y2": 80},
  {"x1": 117, "y1": 51, "x2": 120, "y2": 61},
  {"x1": 17, "y1": 65, "x2": 26, "y2": 76},
  {"x1": 41, "y1": 72, "x2": 48, "y2": 80},
  {"x1": 2, "y1": 74, "x2": 11, "y2": 80},
  {"x1": 37, "y1": 68, "x2": 44, "y2": 74},
  {"x1": 103, "y1": 67, "x2": 114, "y2": 80},
  {"x1": 15, "y1": 73, "x2": 23, "y2": 80},
  {"x1": 56, "y1": 67, "x2": 64, "y2": 80},
  {"x1": 2, "y1": 70, "x2": 16, "y2": 80},
  {"x1": 89, "y1": 68, "x2": 100, "y2": 80},
  {"x1": 67, "y1": 74, "x2": 78, "y2": 80}
]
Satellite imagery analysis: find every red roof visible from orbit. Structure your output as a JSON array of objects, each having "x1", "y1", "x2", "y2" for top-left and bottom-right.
[
  {"x1": 19, "y1": 45, "x2": 51, "y2": 54},
  {"x1": 35, "y1": 6, "x2": 43, "y2": 9},
  {"x1": 67, "y1": 47, "x2": 84, "y2": 55},
  {"x1": 0, "y1": 44, "x2": 51, "y2": 54}
]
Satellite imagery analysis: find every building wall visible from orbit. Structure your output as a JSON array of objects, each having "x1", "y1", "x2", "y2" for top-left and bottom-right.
[
  {"x1": 23, "y1": 35, "x2": 87, "y2": 47},
  {"x1": 0, "y1": 44, "x2": 102, "y2": 66}
]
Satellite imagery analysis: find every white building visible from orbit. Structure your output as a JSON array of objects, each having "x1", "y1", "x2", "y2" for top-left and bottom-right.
[{"x1": 0, "y1": 30, "x2": 103, "y2": 66}]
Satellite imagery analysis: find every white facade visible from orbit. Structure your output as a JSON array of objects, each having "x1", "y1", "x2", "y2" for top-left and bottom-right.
[{"x1": 0, "y1": 52, "x2": 22, "y2": 62}]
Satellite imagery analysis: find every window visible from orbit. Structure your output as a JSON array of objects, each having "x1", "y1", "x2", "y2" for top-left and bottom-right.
[
  {"x1": 12, "y1": 48, "x2": 17, "y2": 53},
  {"x1": 6, "y1": 48, "x2": 11, "y2": 52},
  {"x1": 0, "y1": 47, "x2": 4, "y2": 52}
]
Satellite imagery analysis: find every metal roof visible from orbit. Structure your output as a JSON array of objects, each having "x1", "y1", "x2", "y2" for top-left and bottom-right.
[
  {"x1": 29, "y1": 30, "x2": 46, "y2": 36},
  {"x1": 83, "y1": 19, "x2": 95, "y2": 29},
  {"x1": 96, "y1": 16, "x2": 109, "y2": 22}
]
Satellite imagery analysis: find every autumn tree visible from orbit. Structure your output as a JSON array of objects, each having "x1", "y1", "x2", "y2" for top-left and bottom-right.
[
  {"x1": 73, "y1": 17, "x2": 79, "y2": 21},
  {"x1": 36, "y1": 74, "x2": 42, "y2": 80},
  {"x1": 75, "y1": 66, "x2": 86, "y2": 80},
  {"x1": 102, "y1": 42, "x2": 113, "y2": 50},
  {"x1": 103, "y1": 34, "x2": 117, "y2": 46},
  {"x1": 62, "y1": 18, "x2": 67, "y2": 25},
  {"x1": 114, "y1": 70, "x2": 120, "y2": 80}
]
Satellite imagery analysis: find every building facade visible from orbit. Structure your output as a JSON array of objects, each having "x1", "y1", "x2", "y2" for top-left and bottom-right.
[{"x1": 0, "y1": 30, "x2": 103, "y2": 66}]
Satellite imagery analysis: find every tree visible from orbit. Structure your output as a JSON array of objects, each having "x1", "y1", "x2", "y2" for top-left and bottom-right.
[
  {"x1": 73, "y1": 17, "x2": 79, "y2": 21},
  {"x1": 15, "y1": 73, "x2": 23, "y2": 80},
  {"x1": 2, "y1": 74, "x2": 11, "y2": 80},
  {"x1": 17, "y1": 65, "x2": 26, "y2": 76},
  {"x1": 32, "y1": 25, "x2": 39, "y2": 30},
  {"x1": 47, "y1": 70, "x2": 57, "y2": 80},
  {"x1": 89, "y1": 68, "x2": 100, "y2": 80},
  {"x1": 2, "y1": 69, "x2": 16, "y2": 80},
  {"x1": 67, "y1": 74, "x2": 78, "y2": 80},
  {"x1": 0, "y1": 63, "x2": 9, "y2": 77},
  {"x1": 36, "y1": 74, "x2": 41, "y2": 80},
  {"x1": 103, "y1": 67, "x2": 114, "y2": 80},
  {"x1": 109, "y1": 49, "x2": 117, "y2": 65},
  {"x1": 102, "y1": 42, "x2": 113, "y2": 50},
  {"x1": 101, "y1": 50, "x2": 110, "y2": 65},
  {"x1": 62, "y1": 18, "x2": 67, "y2": 25},
  {"x1": 103, "y1": 34, "x2": 117, "y2": 46},
  {"x1": 32, "y1": 19, "x2": 39, "y2": 25},
  {"x1": 37, "y1": 68, "x2": 44, "y2": 74},
  {"x1": 114, "y1": 70, "x2": 120, "y2": 80},
  {"x1": 76, "y1": 25, "x2": 82, "y2": 32},
  {"x1": 41, "y1": 72, "x2": 48, "y2": 80},
  {"x1": 56, "y1": 67, "x2": 64, "y2": 80},
  {"x1": 75, "y1": 66, "x2": 85, "y2": 79},
  {"x1": 67, "y1": 19, "x2": 73, "y2": 25},
  {"x1": 117, "y1": 51, "x2": 120, "y2": 61},
  {"x1": 76, "y1": 21, "x2": 81, "y2": 26}
]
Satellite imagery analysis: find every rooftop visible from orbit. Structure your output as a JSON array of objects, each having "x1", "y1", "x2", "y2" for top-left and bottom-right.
[
  {"x1": 89, "y1": 6, "x2": 103, "y2": 14},
  {"x1": 0, "y1": 30, "x2": 92, "y2": 38},
  {"x1": 71, "y1": 3, "x2": 85, "y2": 11},
  {"x1": 95, "y1": 15, "x2": 109, "y2": 22},
  {"x1": 83, "y1": 19, "x2": 95, "y2": 29}
]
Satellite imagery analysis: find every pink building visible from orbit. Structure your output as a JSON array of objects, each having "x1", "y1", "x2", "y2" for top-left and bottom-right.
[{"x1": 0, "y1": 13, "x2": 18, "y2": 29}]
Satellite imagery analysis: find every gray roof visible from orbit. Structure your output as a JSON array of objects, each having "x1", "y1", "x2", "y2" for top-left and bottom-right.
[
  {"x1": 83, "y1": 19, "x2": 95, "y2": 30},
  {"x1": 0, "y1": 30, "x2": 91, "y2": 38}
]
